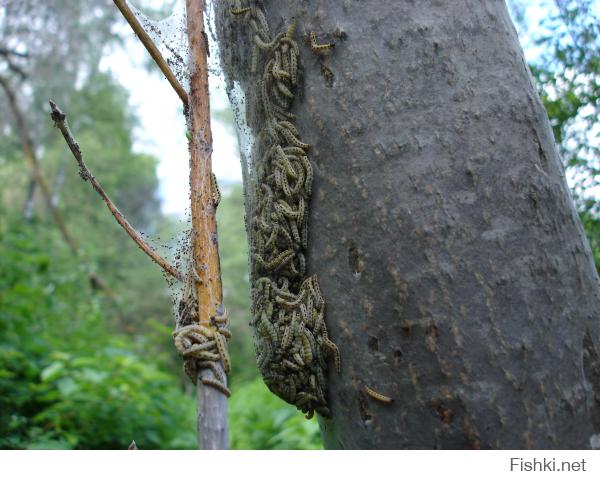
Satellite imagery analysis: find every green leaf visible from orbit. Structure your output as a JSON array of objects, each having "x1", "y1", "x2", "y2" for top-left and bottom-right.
[{"x1": 40, "y1": 362, "x2": 65, "y2": 383}]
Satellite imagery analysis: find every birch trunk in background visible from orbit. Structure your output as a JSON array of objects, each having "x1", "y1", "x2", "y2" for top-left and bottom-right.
[{"x1": 215, "y1": 0, "x2": 600, "y2": 448}]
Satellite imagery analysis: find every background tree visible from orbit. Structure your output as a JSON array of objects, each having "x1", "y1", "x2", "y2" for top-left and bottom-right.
[
  {"x1": 0, "y1": 0, "x2": 119, "y2": 218},
  {"x1": 509, "y1": 0, "x2": 600, "y2": 267},
  {"x1": 216, "y1": 0, "x2": 600, "y2": 448}
]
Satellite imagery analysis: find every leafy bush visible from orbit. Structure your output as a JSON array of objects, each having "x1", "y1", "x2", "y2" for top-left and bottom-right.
[
  {"x1": 0, "y1": 224, "x2": 196, "y2": 449},
  {"x1": 230, "y1": 379, "x2": 322, "y2": 450},
  {"x1": 0, "y1": 219, "x2": 323, "y2": 449}
]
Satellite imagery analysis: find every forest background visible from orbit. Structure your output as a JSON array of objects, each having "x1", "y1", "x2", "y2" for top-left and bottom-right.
[{"x1": 0, "y1": 0, "x2": 598, "y2": 449}]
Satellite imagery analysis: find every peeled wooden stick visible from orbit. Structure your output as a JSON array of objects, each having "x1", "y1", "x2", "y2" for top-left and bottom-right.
[
  {"x1": 49, "y1": 100, "x2": 183, "y2": 282},
  {"x1": 185, "y1": 0, "x2": 229, "y2": 450},
  {"x1": 113, "y1": 0, "x2": 188, "y2": 106}
]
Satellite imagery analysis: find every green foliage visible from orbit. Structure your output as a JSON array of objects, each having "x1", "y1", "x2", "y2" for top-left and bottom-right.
[
  {"x1": 0, "y1": 186, "x2": 323, "y2": 449},
  {"x1": 0, "y1": 222, "x2": 197, "y2": 449},
  {"x1": 534, "y1": 1, "x2": 600, "y2": 188},
  {"x1": 218, "y1": 183, "x2": 259, "y2": 386},
  {"x1": 580, "y1": 204, "x2": 600, "y2": 268},
  {"x1": 230, "y1": 379, "x2": 322, "y2": 450},
  {"x1": 509, "y1": 0, "x2": 600, "y2": 269}
]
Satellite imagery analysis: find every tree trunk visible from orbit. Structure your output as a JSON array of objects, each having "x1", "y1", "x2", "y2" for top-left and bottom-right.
[{"x1": 215, "y1": 0, "x2": 600, "y2": 448}]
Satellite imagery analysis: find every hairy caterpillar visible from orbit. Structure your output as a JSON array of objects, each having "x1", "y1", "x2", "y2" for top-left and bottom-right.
[
  {"x1": 230, "y1": 6, "x2": 251, "y2": 15},
  {"x1": 215, "y1": 332, "x2": 231, "y2": 373},
  {"x1": 310, "y1": 31, "x2": 334, "y2": 52},
  {"x1": 211, "y1": 172, "x2": 221, "y2": 207},
  {"x1": 275, "y1": 122, "x2": 309, "y2": 149},
  {"x1": 255, "y1": 249, "x2": 295, "y2": 271}
]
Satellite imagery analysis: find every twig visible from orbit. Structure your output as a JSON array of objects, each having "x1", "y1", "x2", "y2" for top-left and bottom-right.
[
  {"x1": 186, "y1": 0, "x2": 229, "y2": 449},
  {"x1": 0, "y1": 47, "x2": 28, "y2": 79},
  {"x1": 0, "y1": 47, "x2": 29, "y2": 58},
  {"x1": 113, "y1": 0, "x2": 189, "y2": 106},
  {"x1": 49, "y1": 100, "x2": 184, "y2": 282}
]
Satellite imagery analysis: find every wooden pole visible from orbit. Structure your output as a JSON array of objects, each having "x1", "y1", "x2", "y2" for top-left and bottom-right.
[{"x1": 185, "y1": 0, "x2": 229, "y2": 450}]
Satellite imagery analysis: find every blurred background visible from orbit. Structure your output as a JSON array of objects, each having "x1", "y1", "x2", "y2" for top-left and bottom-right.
[{"x1": 0, "y1": 0, "x2": 598, "y2": 449}]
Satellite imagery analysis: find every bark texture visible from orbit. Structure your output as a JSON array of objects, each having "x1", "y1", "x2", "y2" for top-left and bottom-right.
[{"x1": 216, "y1": 0, "x2": 600, "y2": 448}]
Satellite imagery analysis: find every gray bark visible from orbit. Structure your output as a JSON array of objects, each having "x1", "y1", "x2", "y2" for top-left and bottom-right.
[
  {"x1": 23, "y1": 178, "x2": 36, "y2": 220},
  {"x1": 216, "y1": 0, "x2": 600, "y2": 448},
  {"x1": 196, "y1": 367, "x2": 229, "y2": 449}
]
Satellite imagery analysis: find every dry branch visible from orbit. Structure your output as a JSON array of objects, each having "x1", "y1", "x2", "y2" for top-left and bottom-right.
[
  {"x1": 113, "y1": 0, "x2": 188, "y2": 106},
  {"x1": 49, "y1": 100, "x2": 183, "y2": 282}
]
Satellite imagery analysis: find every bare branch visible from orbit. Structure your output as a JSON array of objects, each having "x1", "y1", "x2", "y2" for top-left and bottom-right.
[
  {"x1": 1, "y1": 59, "x2": 27, "y2": 79},
  {"x1": 49, "y1": 100, "x2": 184, "y2": 282},
  {"x1": 0, "y1": 47, "x2": 28, "y2": 78},
  {"x1": 0, "y1": 47, "x2": 29, "y2": 58},
  {"x1": 112, "y1": 0, "x2": 188, "y2": 106}
]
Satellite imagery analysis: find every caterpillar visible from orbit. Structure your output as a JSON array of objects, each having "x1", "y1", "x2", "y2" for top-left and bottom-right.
[
  {"x1": 201, "y1": 377, "x2": 232, "y2": 397},
  {"x1": 258, "y1": 313, "x2": 278, "y2": 344},
  {"x1": 182, "y1": 340, "x2": 217, "y2": 356},
  {"x1": 281, "y1": 324, "x2": 294, "y2": 350},
  {"x1": 193, "y1": 351, "x2": 221, "y2": 361},
  {"x1": 255, "y1": 249, "x2": 295, "y2": 271},
  {"x1": 299, "y1": 329, "x2": 314, "y2": 365},
  {"x1": 276, "y1": 81, "x2": 295, "y2": 99},
  {"x1": 275, "y1": 122, "x2": 310, "y2": 149},
  {"x1": 172, "y1": 280, "x2": 232, "y2": 396},
  {"x1": 364, "y1": 385, "x2": 393, "y2": 404},
  {"x1": 230, "y1": 6, "x2": 251, "y2": 16},
  {"x1": 211, "y1": 172, "x2": 221, "y2": 207},
  {"x1": 310, "y1": 31, "x2": 334, "y2": 52},
  {"x1": 289, "y1": 50, "x2": 298, "y2": 85},
  {"x1": 215, "y1": 332, "x2": 231, "y2": 373},
  {"x1": 324, "y1": 336, "x2": 341, "y2": 374}
]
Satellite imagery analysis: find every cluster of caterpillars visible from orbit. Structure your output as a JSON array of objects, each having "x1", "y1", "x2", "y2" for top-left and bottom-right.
[
  {"x1": 231, "y1": 1, "x2": 340, "y2": 418},
  {"x1": 172, "y1": 223, "x2": 232, "y2": 396}
]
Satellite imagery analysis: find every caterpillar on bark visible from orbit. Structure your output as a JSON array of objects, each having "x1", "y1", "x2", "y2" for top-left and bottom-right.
[{"x1": 231, "y1": 2, "x2": 340, "y2": 419}]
